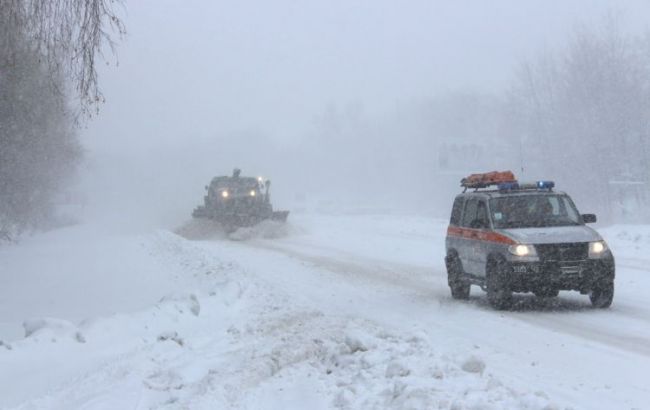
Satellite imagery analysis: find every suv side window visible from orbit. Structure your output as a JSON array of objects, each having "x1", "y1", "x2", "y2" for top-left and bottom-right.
[
  {"x1": 450, "y1": 197, "x2": 465, "y2": 226},
  {"x1": 475, "y1": 200, "x2": 489, "y2": 229},
  {"x1": 461, "y1": 198, "x2": 478, "y2": 227}
]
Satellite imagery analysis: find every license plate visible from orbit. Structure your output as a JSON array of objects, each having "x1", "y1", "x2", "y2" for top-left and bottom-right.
[
  {"x1": 513, "y1": 265, "x2": 527, "y2": 273},
  {"x1": 560, "y1": 265, "x2": 581, "y2": 275}
]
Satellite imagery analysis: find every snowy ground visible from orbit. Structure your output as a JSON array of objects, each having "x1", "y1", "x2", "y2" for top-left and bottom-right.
[{"x1": 1, "y1": 212, "x2": 649, "y2": 409}]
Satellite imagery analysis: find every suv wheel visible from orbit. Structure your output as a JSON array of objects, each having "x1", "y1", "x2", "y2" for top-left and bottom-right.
[
  {"x1": 486, "y1": 258, "x2": 513, "y2": 310},
  {"x1": 446, "y1": 255, "x2": 470, "y2": 300},
  {"x1": 590, "y1": 281, "x2": 614, "y2": 308}
]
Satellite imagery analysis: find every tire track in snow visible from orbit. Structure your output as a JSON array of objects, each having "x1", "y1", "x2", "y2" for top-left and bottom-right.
[
  {"x1": 509, "y1": 313, "x2": 650, "y2": 357},
  {"x1": 246, "y1": 239, "x2": 443, "y2": 300}
]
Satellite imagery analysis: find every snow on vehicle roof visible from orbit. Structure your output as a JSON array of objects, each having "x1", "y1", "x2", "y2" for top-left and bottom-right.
[
  {"x1": 210, "y1": 176, "x2": 259, "y2": 189},
  {"x1": 457, "y1": 189, "x2": 568, "y2": 199}
]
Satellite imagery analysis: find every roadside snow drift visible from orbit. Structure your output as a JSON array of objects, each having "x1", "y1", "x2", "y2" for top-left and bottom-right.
[{"x1": 2, "y1": 214, "x2": 649, "y2": 409}]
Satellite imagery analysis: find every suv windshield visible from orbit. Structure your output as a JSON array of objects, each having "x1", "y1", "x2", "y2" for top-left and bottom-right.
[{"x1": 489, "y1": 194, "x2": 582, "y2": 229}]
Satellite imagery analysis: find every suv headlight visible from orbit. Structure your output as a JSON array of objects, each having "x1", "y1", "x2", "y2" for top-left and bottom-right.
[
  {"x1": 508, "y1": 244, "x2": 537, "y2": 257},
  {"x1": 589, "y1": 241, "x2": 608, "y2": 258}
]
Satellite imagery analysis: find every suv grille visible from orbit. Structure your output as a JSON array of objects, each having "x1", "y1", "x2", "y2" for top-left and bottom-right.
[{"x1": 534, "y1": 243, "x2": 588, "y2": 262}]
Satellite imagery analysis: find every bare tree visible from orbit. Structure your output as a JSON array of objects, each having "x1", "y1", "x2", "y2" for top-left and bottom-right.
[
  {"x1": 506, "y1": 17, "x2": 650, "y2": 222},
  {"x1": 0, "y1": 1, "x2": 124, "y2": 240},
  {"x1": 0, "y1": 0, "x2": 125, "y2": 117}
]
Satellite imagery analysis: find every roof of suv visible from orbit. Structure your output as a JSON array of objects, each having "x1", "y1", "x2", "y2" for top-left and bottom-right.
[{"x1": 456, "y1": 189, "x2": 568, "y2": 200}]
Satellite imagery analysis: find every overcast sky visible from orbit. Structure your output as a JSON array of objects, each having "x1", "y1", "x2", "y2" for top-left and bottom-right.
[
  {"x1": 78, "y1": 1, "x2": 650, "y2": 226},
  {"x1": 85, "y1": 0, "x2": 650, "y2": 150}
]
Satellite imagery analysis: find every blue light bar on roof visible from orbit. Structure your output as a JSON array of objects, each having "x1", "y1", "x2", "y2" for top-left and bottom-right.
[{"x1": 537, "y1": 180, "x2": 555, "y2": 190}]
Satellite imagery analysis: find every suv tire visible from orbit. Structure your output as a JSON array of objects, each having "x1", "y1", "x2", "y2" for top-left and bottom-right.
[
  {"x1": 446, "y1": 255, "x2": 470, "y2": 300},
  {"x1": 590, "y1": 281, "x2": 614, "y2": 308},
  {"x1": 486, "y1": 258, "x2": 513, "y2": 310}
]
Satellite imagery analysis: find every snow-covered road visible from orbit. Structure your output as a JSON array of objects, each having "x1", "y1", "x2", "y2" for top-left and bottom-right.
[
  {"x1": 243, "y1": 215, "x2": 650, "y2": 408},
  {"x1": 1, "y1": 213, "x2": 648, "y2": 409}
]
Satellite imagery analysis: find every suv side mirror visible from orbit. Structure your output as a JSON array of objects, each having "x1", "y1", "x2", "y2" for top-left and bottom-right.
[{"x1": 582, "y1": 214, "x2": 597, "y2": 224}]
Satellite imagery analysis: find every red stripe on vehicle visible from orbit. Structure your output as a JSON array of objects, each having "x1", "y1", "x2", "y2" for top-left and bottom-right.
[{"x1": 447, "y1": 226, "x2": 516, "y2": 245}]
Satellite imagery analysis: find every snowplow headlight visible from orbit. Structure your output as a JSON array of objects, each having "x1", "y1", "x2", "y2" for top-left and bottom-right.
[
  {"x1": 221, "y1": 191, "x2": 229, "y2": 198},
  {"x1": 508, "y1": 244, "x2": 537, "y2": 257},
  {"x1": 250, "y1": 190, "x2": 256, "y2": 197}
]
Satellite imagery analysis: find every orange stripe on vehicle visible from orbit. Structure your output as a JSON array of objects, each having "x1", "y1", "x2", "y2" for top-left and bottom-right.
[{"x1": 447, "y1": 226, "x2": 516, "y2": 245}]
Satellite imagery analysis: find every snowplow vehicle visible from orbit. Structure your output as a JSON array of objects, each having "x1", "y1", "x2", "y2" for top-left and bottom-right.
[
  {"x1": 445, "y1": 171, "x2": 615, "y2": 310},
  {"x1": 192, "y1": 169, "x2": 289, "y2": 231}
]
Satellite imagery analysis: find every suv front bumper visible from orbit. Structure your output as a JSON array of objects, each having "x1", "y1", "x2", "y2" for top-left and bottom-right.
[{"x1": 506, "y1": 258, "x2": 615, "y2": 293}]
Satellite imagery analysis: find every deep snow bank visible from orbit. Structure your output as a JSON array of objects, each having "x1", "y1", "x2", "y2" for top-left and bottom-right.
[{"x1": 0, "y1": 226, "x2": 555, "y2": 409}]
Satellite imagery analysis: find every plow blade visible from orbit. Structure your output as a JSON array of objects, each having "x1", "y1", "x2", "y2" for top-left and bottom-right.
[{"x1": 271, "y1": 210, "x2": 290, "y2": 222}]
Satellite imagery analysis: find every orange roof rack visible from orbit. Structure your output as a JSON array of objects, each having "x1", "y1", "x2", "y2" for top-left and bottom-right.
[{"x1": 461, "y1": 171, "x2": 517, "y2": 190}]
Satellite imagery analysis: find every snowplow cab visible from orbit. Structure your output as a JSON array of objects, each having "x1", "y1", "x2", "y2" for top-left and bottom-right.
[{"x1": 192, "y1": 169, "x2": 289, "y2": 230}]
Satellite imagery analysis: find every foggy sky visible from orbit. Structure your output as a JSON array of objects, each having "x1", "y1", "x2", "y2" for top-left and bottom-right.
[
  {"x1": 86, "y1": 1, "x2": 650, "y2": 145},
  {"x1": 80, "y1": 0, "x2": 650, "y2": 228}
]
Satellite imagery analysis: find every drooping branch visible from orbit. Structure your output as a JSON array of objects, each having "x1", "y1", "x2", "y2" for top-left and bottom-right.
[{"x1": 0, "y1": 0, "x2": 126, "y2": 118}]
